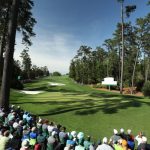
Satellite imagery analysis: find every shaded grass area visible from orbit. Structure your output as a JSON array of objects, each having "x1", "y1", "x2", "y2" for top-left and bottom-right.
[{"x1": 10, "y1": 76, "x2": 150, "y2": 141}]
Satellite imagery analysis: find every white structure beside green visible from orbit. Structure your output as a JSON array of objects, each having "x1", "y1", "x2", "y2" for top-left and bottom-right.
[{"x1": 102, "y1": 77, "x2": 117, "y2": 90}]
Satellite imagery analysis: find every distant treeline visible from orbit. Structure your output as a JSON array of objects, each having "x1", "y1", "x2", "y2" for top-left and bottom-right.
[{"x1": 69, "y1": 9, "x2": 150, "y2": 92}]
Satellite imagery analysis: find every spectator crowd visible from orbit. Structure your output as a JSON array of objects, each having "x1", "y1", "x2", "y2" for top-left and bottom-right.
[{"x1": 0, "y1": 105, "x2": 150, "y2": 150}]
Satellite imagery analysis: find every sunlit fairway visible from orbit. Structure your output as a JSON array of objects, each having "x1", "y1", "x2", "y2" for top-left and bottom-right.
[{"x1": 10, "y1": 76, "x2": 150, "y2": 141}]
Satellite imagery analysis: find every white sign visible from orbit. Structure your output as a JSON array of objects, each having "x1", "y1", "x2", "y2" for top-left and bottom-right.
[{"x1": 102, "y1": 77, "x2": 117, "y2": 86}]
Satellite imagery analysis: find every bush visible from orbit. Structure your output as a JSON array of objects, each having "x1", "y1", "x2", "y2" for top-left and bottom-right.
[
  {"x1": 92, "y1": 83, "x2": 107, "y2": 88},
  {"x1": 142, "y1": 81, "x2": 150, "y2": 97},
  {"x1": 11, "y1": 79, "x2": 24, "y2": 90},
  {"x1": 109, "y1": 85, "x2": 119, "y2": 90},
  {"x1": 52, "y1": 71, "x2": 61, "y2": 76},
  {"x1": 136, "y1": 79, "x2": 144, "y2": 91}
]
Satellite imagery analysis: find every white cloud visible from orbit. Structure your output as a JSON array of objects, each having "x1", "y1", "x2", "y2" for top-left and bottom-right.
[{"x1": 14, "y1": 31, "x2": 81, "y2": 74}]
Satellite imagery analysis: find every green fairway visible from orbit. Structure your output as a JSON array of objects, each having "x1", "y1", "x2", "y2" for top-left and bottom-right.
[{"x1": 10, "y1": 76, "x2": 150, "y2": 142}]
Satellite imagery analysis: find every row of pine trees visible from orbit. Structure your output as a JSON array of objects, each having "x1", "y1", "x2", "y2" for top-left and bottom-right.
[
  {"x1": 69, "y1": 2, "x2": 150, "y2": 92},
  {"x1": 0, "y1": 0, "x2": 44, "y2": 109}
]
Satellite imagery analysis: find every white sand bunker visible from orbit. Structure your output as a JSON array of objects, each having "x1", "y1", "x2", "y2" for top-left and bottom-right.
[
  {"x1": 48, "y1": 82, "x2": 65, "y2": 86},
  {"x1": 20, "y1": 90, "x2": 44, "y2": 94}
]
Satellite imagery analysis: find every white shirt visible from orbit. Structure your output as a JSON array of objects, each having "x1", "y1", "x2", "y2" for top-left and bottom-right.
[
  {"x1": 96, "y1": 144, "x2": 113, "y2": 150},
  {"x1": 135, "y1": 135, "x2": 143, "y2": 145}
]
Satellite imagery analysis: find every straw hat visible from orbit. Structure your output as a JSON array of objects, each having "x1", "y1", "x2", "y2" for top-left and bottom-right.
[{"x1": 21, "y1": 140, "x2": 29, "y2": 148}]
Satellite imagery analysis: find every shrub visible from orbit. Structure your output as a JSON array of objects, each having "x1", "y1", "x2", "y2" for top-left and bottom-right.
[
  {"x1": 142, "y1": 81, "x2": 150, "y2": 97},
  {"x1": 11, "y1": 79, "x2": 24, "y2": 90},
  {"x1": 136, "y1": 79, "x2": 144, "y2": 91},
  {"x1": 52, "y1": 71, "x2": 61, "y2": 76},
  {"x1": 110, "y1": 85, "x2": 119, "y2": 90},
  {"x1": 92, "y1": 83, "x2": 107, "y2": 88}
]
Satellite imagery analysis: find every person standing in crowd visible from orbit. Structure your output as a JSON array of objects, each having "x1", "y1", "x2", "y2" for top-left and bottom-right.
[{"x1": 96, "y1": 137, "x2": 114, "y2": 150}]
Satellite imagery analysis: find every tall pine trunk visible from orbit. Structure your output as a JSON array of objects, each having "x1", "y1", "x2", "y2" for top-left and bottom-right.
[
  {"x1": 131, "y1": 48, "x2": 140, "y2": 94},
  {"x1": 0, "y1": 5, "x2": 10, "y2": 81},
  {"x1": 120, "y1": 1, "x2": 124, "y2": 94},
  {"x1": 0, "y1": 0, "x2": 19, "y2": 111},
  {"x1": 145, "y1": 55, "x2": 150, "y2": 82}
]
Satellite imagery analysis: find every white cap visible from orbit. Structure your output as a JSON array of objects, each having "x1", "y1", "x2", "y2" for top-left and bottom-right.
[
  {"x1": 142, "y1": 136, "x2": 147, "y2": 143},
  {"x1": 77, "y1": 132, "x2": 84, "y2": 139},
  {"x1": 103, "y1": 137, "x2": 108, "y2": 143},
  {"x1": 127, "y1": 129, "x2": 131, "y2": 134},
  {"x1": 71, "y1": 131, "x2": 77, "y2": 138},
  {"x1": 120, "y1": 128, "x2": 124, "y2": 133},
  {"x1": 19, "y1": 120, "x2": 23, "y2": 125},
  {"x1": 13, "y1": 122, "x2": 19, "y2": 129},
  {"x1": 11, "y1": 105, "x2": 15, "y2": 108},
  {"x1": 22, "y1": 140, "x2": 29, "y2": 148},
  {"x1": 39, "y1": 118, "x2": 42, "y2": 123},
  {"x1": 52, "y1": 131, "x2": 57, "y2": 136},
  {"x1": 114, "y1": 129, "x2": 118, "y2": 134}
]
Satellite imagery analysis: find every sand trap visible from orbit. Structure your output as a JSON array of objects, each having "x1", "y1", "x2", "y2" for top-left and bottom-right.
[
  {"x1": 48, "y1": 82, "x2": 65, "y2": 86},
  {"x1": 20, "y1": 90, "x2": 44, "y2": 94}
]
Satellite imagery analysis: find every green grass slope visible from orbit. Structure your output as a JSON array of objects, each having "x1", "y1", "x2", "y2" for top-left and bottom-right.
[{"x1": 10, "y1": 76, "x2": 150, "y2": 141}]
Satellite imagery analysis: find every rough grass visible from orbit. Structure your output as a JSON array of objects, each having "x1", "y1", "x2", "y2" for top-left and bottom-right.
[{"x1": 10, "y1": 76, "x2": 150, "y2": 142}]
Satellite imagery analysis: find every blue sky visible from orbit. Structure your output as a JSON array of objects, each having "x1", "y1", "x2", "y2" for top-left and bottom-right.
[{"x1": 14, "y1": 0, "x2": 149, "y2": 74}]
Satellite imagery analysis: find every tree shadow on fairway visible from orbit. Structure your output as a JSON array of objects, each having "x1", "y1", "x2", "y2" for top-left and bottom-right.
[
  {"x1": 25, "y1": 85, "x2": 88, "y2": 95},
  {"x1": 46, "y1": 88, "x2": 86, "y2": 94},
  {"x1": 89, "y1": 91, "x2": 143, "y2": 99},
  {"x1": 24, "y1": 86, "x2": 47, "y2": 91},
  {"x1": 12, "y1": 88, "x2": 150, "y2": 116},
  {"x1": 36, "y1": 92, "x2": 149, "y2": 116},
  {"x1": 73, "y1": 96, "x2": 142, "y2": 115}
]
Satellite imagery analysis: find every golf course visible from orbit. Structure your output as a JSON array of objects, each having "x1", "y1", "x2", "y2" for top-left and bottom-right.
[{"x1": 10, "y1": 75, "x2": 150, "y2": 141}]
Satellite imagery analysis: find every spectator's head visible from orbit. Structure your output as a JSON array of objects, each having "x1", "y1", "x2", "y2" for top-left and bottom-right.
[
  {"x1": 1, "y1": 106, "x2": 5, "y2": 111},
  {"x1": 120, "y1": 128, "x2": 124, "y2": 133},
  {"x1": 21, "y1": 140, "x2": 29, "y2": 149},
  {"x1": 12, "y1": 111, "x2": 16, "y2": 116},
  {"x1": 109, "y1": 138, "x2": 113, "y2": 145},
  {"x1": 61, "y1": 126, "x2": 66, "y2": 132},
  {"x1": 44, "y1": 119, "x2": 49, "y2": 124},
  {"x1": 38, "y1": 118, "x2": 42, "y2": 124},
  {"x1": 118, "y1": 139, "x2": 123, "y2": 145},
  {"x1": 13, "y1": 122, "x2": 19, "y2": 129},
  {"x1": 57, "y1": 124, "x2": 62, "y2": 129},
  {"x1": 50, "y1": 121, "x2": 54, "y2": 126},
  {"x1": 1, "y1": 128, "x2": 7, "y2": 136},
  {"x1": 52, "y1": 131, "x2": 57, "y2": 137},
  {"x1": 127, "y1": 129, "x2": 131, "y2": 135},
  {"x1": 31, "y1": 127, "x2": 36, "y2": 132},
  {"x1": 4, "y1": 130, "x2": 10, "y2": 137},
  {"x1": 19, "y1": 120, "x2": 23, "y2": 126},
  {"x1": 138, "y1": 131, "x2": 143, "y2": 138},
  {"x1": 11, "y1": 105, "x2": 15, "y2": 109},
  {"x1": 86, "y1": 135, "x2": 91, "y2": 141},
  {"x1": 114, "y1": 129, "x2": 118, "y2": 135},
  {"x1": 142, "y1": 136, "x2": 147, "y2": 143},
  {"x1": 0, "y1": 111, "x2": 5, "y2": 117},
  {"x1": 77, "y1": 132, "x2": 84, "y2": 139},
  {"x1": 71, "y1": 131, "x2": 77, "y2": 138},
  {"x1": 103, "y1": 137, "x2": 108, "y2": 144}
]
